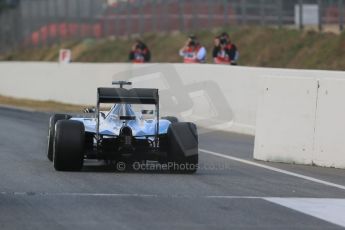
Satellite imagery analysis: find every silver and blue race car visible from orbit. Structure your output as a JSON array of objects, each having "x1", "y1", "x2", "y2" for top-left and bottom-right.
[{"x1": 47, "y1": 81, "x2": 198, "y2": 173}]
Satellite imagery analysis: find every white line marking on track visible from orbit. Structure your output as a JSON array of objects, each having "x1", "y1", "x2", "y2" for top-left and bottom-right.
[
  {"x1": 3, "y1": 191, "x2": 344, "y2": 226},
  {"x1": 200, "y1": 148, "x2": 345, "y2": 191},
  {"x1": 265, "y1": 198, "x2": 345, "y2": 228},
  {"x1": 0, "y1": 192, "x2": 342, "y2": 201},
  {"x1": 0, "y1": 191, "x2": 158, "y2": 198}
]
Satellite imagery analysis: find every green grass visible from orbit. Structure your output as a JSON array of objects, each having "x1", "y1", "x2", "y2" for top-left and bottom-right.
[{"x1": 2, "y1": 27, "x2": 345, "y2": 70}]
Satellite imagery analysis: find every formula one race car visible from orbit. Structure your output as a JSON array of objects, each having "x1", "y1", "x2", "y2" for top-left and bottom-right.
[{"x1": 47, "y1": 81, "x2": 198, "y2": 173}]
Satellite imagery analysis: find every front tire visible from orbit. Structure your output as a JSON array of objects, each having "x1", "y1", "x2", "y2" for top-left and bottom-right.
[
  {"x1": 53, "y1": 120, "x2": 85, "y2": 171},
  {"x1": 47, "y1": 114, "x2": 71, "y2": 161}
]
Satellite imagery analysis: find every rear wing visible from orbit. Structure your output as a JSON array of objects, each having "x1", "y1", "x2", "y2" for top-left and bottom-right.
[
  {"x1": 96, "y1": 87, "x2": 160, "y2": 142},
  {"x1": 97, "y1": 88, "x2": 159, "y2": 104}
]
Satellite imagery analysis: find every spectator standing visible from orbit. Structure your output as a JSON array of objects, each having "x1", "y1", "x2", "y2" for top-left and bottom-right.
[
  {"x1": 213, "y1": 32, "x2": 239, "y2": 65},
  {"x1": 129, "y1": 40, "x2": 151, "y2": 63},
  {"x1": 179, "y1": 35, "x2": 206, "y2": 63}
]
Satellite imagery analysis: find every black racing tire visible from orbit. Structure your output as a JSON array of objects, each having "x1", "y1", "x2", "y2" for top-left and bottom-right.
[
  {"x1": 47, "y1": 114, "x2": 71, "y2": 161},
  {"x1": 167, "y1": 122, "x2": 198, "y2": 174},
  {"x1": 53, "y1": 120, "x2": 85, "y2": 171},
  {"x1": 162, "y1": 116, "x2": 179, "y2": 123}
]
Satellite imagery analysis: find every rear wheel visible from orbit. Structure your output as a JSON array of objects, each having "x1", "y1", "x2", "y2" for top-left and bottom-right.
[
  {"x1": 53, "y1": 120, "x2": 85, "y2": 171},
  {"x1": 47, "y1": 114, "x2": 71, "y2": 161},
  {"x1": 167, "y1": 122, "x2": 198, "y2": 173}
]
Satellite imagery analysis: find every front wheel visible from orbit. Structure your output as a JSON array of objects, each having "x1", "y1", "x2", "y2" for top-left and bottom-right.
[{"x1": 47, "y1": 114, "x2": 71, "y2": 161}]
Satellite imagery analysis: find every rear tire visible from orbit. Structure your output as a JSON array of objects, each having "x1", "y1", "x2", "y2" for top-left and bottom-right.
[
  {"x1": 53, "y1": 120, "x2": 85, "y2": 171},
  {"x1": 167, "y1": 122, "x2": 198, "y2": 173},
  {"x1": 47, "y1": 114, "x2": 71, "y2": 161}
]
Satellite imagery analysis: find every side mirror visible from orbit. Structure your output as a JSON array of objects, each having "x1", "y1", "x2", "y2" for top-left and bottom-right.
[
  {"x1": 84, "y1": 107, "x2": 96, "y2": 113},
  {"x1": 141, "y1": 110, "x2": 154, "y2": 115},
  {"x1": 141, "y1": 110, "x2": 155, "y2": 120}
]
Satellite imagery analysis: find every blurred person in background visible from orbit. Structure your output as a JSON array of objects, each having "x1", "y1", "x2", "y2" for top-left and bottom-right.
[
  {"x1": 129, "y1": 40, "x2": 151, "y2": 63},
  {"x1": 212, "y1": 32, "x2": 239, "y2": 65},
  {"x1": 179, "y1": 35, "x2": 206, "y2": 63}
]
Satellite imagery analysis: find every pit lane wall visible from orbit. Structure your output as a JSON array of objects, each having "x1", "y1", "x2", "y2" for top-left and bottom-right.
[
  {"x1": 0, "y1": 62, "x2": 345, "y2": 168},
  {"x1": 254, "y1": 76, "x2": 345, "y2": 168},
  {"x1": 0, "y1": 62, "x2": 260, "y2": 135}
]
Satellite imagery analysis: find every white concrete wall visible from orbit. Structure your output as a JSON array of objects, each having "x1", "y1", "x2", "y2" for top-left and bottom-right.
[
  {"x1": 1, "y1": 62, "x2": 345, "y2": 168},
  {"x1": 254, "y1": 76, "x2": 345, "y2": 169},
  {"x1": 313, "y1": 78, "x2": 345, "y2": 168},
  {"x1": 254, "y1": 77, "x2": 318, "y2": 165},
  {"x1": 0, "y1": 62, "x2": 261, "y2": 135},
  {"x1": 1, "y1": 62, "x2": 344, "y2": 135}
]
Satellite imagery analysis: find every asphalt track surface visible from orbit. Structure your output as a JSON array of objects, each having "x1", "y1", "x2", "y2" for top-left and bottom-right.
[{"x1": 1, "y1": 106, "x2": 345, "y2": 230}]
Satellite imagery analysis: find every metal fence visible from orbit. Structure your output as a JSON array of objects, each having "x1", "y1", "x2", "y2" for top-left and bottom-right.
[{"x1": 0, "y1": 0, "x2": 344, "y2": 53}]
